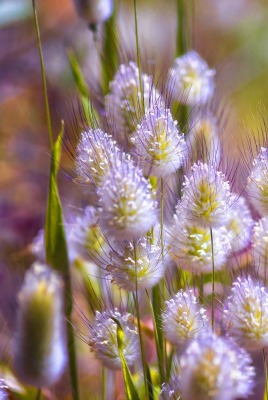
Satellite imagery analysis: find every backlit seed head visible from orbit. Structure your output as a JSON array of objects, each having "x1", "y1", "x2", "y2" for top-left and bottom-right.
[
  {"x1": 247, "y1": 147, "x2": 268, "y2": 216},
  {"x1": 224, "y1": 195, "x2": 254, "y2": 254},
  {"x1": 106, "y1": 236, "x2": 164, "y2": 291},
  {"x1": 105, "y1": 62, "x2": 161, "y2": 145},
  {"x1": 179, "y1": 334, "x2": 255, "y2": 400},
  {"x1": 75, "y1": 128, "x2": 121, "y2": 186},
  {"x1": 73, "y1": 0, "x2": 113, "y2": 25},
  {"x1": 13, "y1": 263, "x2": 66, "y2": 387},
  {"x1": 131, "y1": 106, "x2": 187, "y2": 177},
  {"x1": 224, "y1": 276, "x2": 268, "y2": 350},
  {"x1": 163, "y1": 290, "x2": 208, "y2": 346},
  {"x1": 187, "y1": 111, "x2": 221, "y2": 167},
  {"x1": 252, "y1": 216, "x2": 268, "y2": 278},
  {"x1": 98, "y1": 158, "x2": 157, "y2": 240},
  {"x1": 88, "y1": 309, "x2": 139, "y2": 369},
  {"x1": 180, "y1": 162, "x2": 232, "y2": 228},
  {"x1": 167, "y1": 50, "x2": 215, "y2": 106},
  {"x1": 168, "y1": 213, "x2": 230, "y2": 274}
]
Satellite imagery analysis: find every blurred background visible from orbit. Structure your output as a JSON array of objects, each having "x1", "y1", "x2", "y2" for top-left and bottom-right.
[{"x1": 1, "y1": 0, "x2": 268, "y2": 397}]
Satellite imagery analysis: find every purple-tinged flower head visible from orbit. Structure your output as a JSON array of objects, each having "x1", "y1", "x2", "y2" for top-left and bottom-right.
[
  {"x1": 0, "y1": 381, "x2": 7, "y2": 400},
  {"x1": 98, "y1": 157, "x2": 158, "y2": 240},
  {"x1": 252, "y1": 217, "x2": 268, "y2": 278},
  {"x1": 106, "y1": 235, "x2": 164, "y2": 291},
  {"x1": 131, "y1": 106, "x2": 187, "y2": 177},
  {"x1": 224, "y1": 276, "x2": 268, "y2": 351},
  {"x1": 105, "y1": 62, "x2": 161, "y2": 146},
  {"x1": 168, "y1": 212, "x2": 230, "y2": 274},
  {"x1": 160, "y1": 377, "x2": 181, "y2": 400},
  {"x1": 224, "y1": 195, "x2": 254, "y2": 254},
  {"x1": 179, "y1": 334, "x2": 255, "y2": 400},
  {"x1": 167, "y1": 51, "x2": 215, "y2": 106},
  {"x1": 187, "y1": 110, "x2": 221, "y2": 167},
  {"x1": 72, "y1": 0, "x2": 113, "y2": 25},
  {"x1": 13, "y1": 263, "x2": 66, "y2": 388},
  {"x1": 163, "y1": 290, "x2": 208, "y2": 347},
  {"x1": 180, "y1": 162, "x2": 232, "y2": 228},
  {"x1": 75, "y1": 128, "x2": 121, "y2": 186},
  {"x1": 247, "y1": 147, "x2": 268, "y2": 216},
  {"x1": 88, "y1": 308, "x2": 139, "y2": 370}
]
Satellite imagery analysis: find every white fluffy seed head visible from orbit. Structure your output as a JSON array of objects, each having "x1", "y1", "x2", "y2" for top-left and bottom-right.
[
  {"x1": 88, "y1": 309, "x2": 139, "y2": 369},
  {"x1": 180, "y1": 162, "x2": 232, "y2": 228},
  {"x1": 73, "y1": 0, "x2": 113, "y2": 24},
  {"x1": 252, "y1": 217, "x2": 268, "y2": 278},
  {"x1": 13, "y1": 263, "x2": 66, "y2": 388},
  {"x1": 224, "y1": 195, "x2": 254, "y2": 254},
  {"x1": 187, "y1": 111, "x2": 221, "y2": 167},
  {"x1": 168, "y1": 213, "x2": 230, "y2": 274},
  {"x1": 75, "y1": 128, "x2": 120, "y2": 186},
  {"x1": 131, "y1": 106, "x2": 187, "y2": 177},
  {"x1": 98, "y1": 158, "x2": 158, "y2": 240},
  {"x1": 106, "y1": 236, "x2": 165, "y2": 291},
  {"x1": 224, "y1": 276, "x2": 268, "y2": 350},
  {"x1": 167, "y1": 50, "x2": 215, "y2": 106},
  {"x1": 163, "y1": 290, "x2": 208, "y2": 346},
  {"x1": 105, "y1": 62, "x2": 161, "y2": 145},
  {"x1": 247, "y1": 147, "x2": 268, "y2": 216},
  {"x1": 179, "y1": 334, "x2": 255, "y2": 400}
]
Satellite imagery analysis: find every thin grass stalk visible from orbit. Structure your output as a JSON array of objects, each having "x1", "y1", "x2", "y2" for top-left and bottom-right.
[
  {"x1": 35, "y1": 389, "x2": 42, "y2": 400},
  {"x1": 210, "y1": 227, "x2": 215, "y2": 331},
  {"x1": 32, "y1": 2, "x2": 79, "y2": 398},
  {"x1": 263, "y1": 348, "x2": 268, "y2": 400},
  {"x1": 133, "y1": 243, "x2": 149, "y2": 399},
  {"x1": 133, "y1": 0, "x2": 144, "y2": 111}
]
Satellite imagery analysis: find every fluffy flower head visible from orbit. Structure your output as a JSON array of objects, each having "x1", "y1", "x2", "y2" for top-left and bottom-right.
[
  {"x1": 180, "y1": 162, "x2": 232, "y2": 227},
  {"x1": 88, "y1": 309, "x2": 139, "y2": 369},
  {"x1": 247, "y1": 147, "x2": 268, "y2": 216},
  {"x1": 167, "y1": 50, "x2": 215, "y2": 106},
  {"x1": 98, "y1": 158, "x2": 157, "y2": 240},
  {"x1": 131, "y1": 106, "x2": 187, "y2": 177},
  {"x1": 179, "y1": 334, "x2": 255, "y2": 400},
  {"x1": 163, "y1": 290, "x2": 208, "y2": 346},
  {"x1": 224, "y1": 276, "x2": 268, "y2": 350}
]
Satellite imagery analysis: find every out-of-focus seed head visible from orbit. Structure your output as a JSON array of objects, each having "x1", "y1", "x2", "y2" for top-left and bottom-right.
[
  {"x1": 179, "y1": 334, "x2": 255, "y2": 400},
  {"x1": 75, "y1": 128, "x2": 120, "y2": 186},
  {"x1": 73, "y1": 0, "x2": 113, "y2": 25},
  {"x1": 131, "y1": 106, "x2": 187, "y2": 177},
  {"x1": 98, "y1": 158, "x2": 158, "y2": 240},
  {"x1": 224, "y1": 195, "x2": 254, "y2": 254},
  {"x1": 224, "y1": 276, "x2": 268, "y2": 350},
  {"x1": 180, "y1": 162, "x2": 232, "y2": 228},
  {"x1": 187, "y1": 111, "x2": 221, "y2": 167},
  {"x1": 168, "y1": 213, "x2": 230, "y2": 274},
  {"x1": 247, "y1": 147, "x2": 268, "y2": 216},
  {"x1": 159, "y1": 377, "x2": 181, "y2": 400},
  {"x1": 106, "y1": 236, "x2": 164, "y2": 291},
  {"x1": 167, "y1": 50, "x2": 215, "y2": 106},
  {"x1": 252, "y1": 216, "x2": 268, "y2": 278},
  {"x1": 88, "y1": 309, "x2": 139, "y2": 369},
  {"x1": 163, "y1": 290, "x2": 208, "y2": 346},
  {"x1": 105, "y1": 62, "x2": 161, "y2": 146},
  {"x1": 0, "y1": 381, "x2": 7, "y2": 400},
  {"x1": 13, "y1": 263, "x2": 66, "y2": 388}
]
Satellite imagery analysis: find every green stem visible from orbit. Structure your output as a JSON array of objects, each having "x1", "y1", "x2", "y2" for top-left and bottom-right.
[
  {"x1": 210, "y1": 227, "x2": 215, "y2": 331},
  {"x1": 102, "y1": 367, "x2": 107, "y2": 400},
  {"x1": 133, "y1": 0, "x2": 144, "y2": 111},
  {"x1": 199, "y1": 273, "x2": 204, "y2": 304},
  {"x1": 176, "y1": 0, "x2": 186, "y2": 57},
  {"x1": 35, "y1": 389, "x2": 42, "y2": 400},
  {"x1": 133, "y1": 242, "x2": 149, "y2": 399},
  {"x1": 263, "y1": 348, "x2": 268, "y2": 400},
  {"x1": 32, "y1": 0, "x2": 53, "y2": 150}
]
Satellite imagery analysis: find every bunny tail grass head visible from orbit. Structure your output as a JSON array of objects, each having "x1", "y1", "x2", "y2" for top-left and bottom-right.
[
  {"x1": 73, "y1": 0, "x2": 114, "y2": 25},
  {"x1": 179, "y1": 334, "x2": 255, "y2": 400},
  {"x1": 13, "y1": 263, "x2": 66, "y2": 388},
  {"x1": 247, "y1": 147, "x2": 268, "y2": 216},
  {"x1": 88, "y1": 308, "x2": 139, "y2": 369}
]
